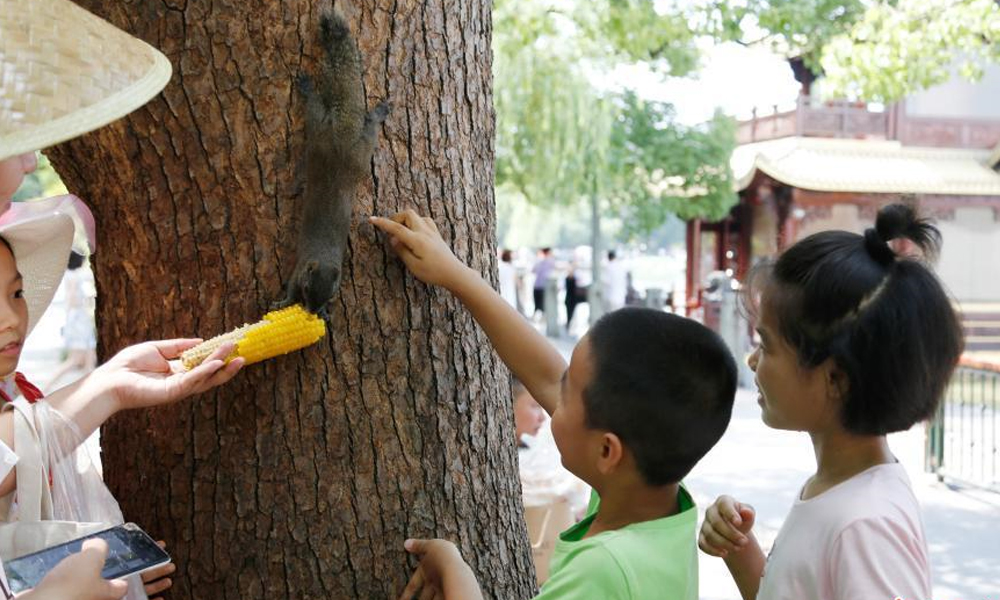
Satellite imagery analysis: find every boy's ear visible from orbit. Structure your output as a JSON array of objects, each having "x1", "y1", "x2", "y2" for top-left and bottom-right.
[{"x1": 596, "y1": 432, "x2": 624, "y2": 475}]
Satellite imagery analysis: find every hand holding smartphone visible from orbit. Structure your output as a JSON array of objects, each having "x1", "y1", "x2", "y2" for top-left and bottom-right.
[{"x1": 3, "y1": 523, "x2": 171, "y2": 595}]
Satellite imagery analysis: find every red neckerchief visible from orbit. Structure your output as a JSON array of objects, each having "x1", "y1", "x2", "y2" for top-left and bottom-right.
[
  {"x1": 0, "y1": 372, "x2": 45, "y2": 404},
  {"x1": 0, "y1": 373, "x2": 51, "y2": 489}
]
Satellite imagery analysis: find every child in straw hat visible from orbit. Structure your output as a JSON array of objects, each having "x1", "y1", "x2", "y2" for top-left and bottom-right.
[
  {"x1": 0, "y1": 185, "x2": 244, "y2": 496},
  {"x1": 0, "y1": 1, "x2": 242, "y2": 597},
  {"x1": 0, "y1": 182, "x2": 242, "y2": 600}
]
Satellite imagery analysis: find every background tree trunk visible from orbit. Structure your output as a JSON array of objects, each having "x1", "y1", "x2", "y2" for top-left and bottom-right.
[{"x1": 48, "y1": 0, "x2": 536, "y2": 598}]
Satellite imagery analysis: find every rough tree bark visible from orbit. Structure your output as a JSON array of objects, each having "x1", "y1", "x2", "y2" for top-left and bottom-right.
[{"x1": 47, "y1": 0, "x2": 536, "y2": 598}]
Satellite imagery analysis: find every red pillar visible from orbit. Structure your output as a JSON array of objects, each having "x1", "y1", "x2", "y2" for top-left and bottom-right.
[
  {"x1": 737, "y1": 199, "x2": 753, "y2": 282},
  {"x1": 717, "y1": 218, "x2": 731, "y2": 273},
  {"x1": 686, "y1": 219, "x2": 702, "y2": 316}
]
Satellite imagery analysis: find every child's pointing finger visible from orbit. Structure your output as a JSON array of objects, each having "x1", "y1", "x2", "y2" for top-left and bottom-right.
[{"x1": 370, "y1": 216, "x2": 419, "y2": 247}]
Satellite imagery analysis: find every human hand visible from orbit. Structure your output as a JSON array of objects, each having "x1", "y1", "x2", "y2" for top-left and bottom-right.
[
  {"x1": 370, "y1": 210, "x2": 474, "y2": 291},
  {"x1": 97, "y1": 339, "x2": 244, "y2": 412},
  {"x1": 21, "y1": 539, "x2": 128, "y2": 600},
  {"x1": 398, "y1": 538, "x2": 481, "y2": 600},
  {"x1": 699, "y1": 495, "x2": 756, "y2": 559},
  {"x1": 140, "y1": 541, "x2": 175, "y2": 600}
]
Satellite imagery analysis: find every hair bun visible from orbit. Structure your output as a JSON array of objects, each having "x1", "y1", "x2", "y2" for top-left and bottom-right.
[
  {"x1": 864, "y1": 228, "x2": 895, "y2": 265},
  {"x1": 873, "y1": 203, "x2": 942, "y2": 263}
]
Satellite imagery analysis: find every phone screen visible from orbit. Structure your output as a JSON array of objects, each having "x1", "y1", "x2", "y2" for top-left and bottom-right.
[{"x1": 3, "y1": 523, "x2": 171, "y2": 593}]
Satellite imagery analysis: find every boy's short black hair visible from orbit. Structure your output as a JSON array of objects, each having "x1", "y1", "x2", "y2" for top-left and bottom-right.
[
  {"x1": 744, "y1": 203, "x2": 964, "y2": 435},
  {"x1": 583, "y1": 308, "x2": 737, "y2": 486}
]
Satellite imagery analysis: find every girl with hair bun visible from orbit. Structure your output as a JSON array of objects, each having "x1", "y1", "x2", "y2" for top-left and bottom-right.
[{"x1": 699, "y1": 203, "x2": 963, "y2": 600}]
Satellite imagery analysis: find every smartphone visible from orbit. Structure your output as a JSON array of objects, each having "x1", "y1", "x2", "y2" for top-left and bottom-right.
[{"x1": 3, "y1": 523, "x2": 171, "y2": 594}]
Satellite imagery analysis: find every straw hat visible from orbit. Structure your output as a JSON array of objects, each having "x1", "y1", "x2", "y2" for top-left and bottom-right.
[
  {"x1": 0, "y1": 195, "x2": 94, "y2": 334},
  {"x1": 0, "y1": 0, "x2": 173, "y2": 161}
]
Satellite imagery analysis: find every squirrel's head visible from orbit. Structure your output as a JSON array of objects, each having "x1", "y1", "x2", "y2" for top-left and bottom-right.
[{"x1": 299, "y1": 260, "x2": 342, "y2": 314}]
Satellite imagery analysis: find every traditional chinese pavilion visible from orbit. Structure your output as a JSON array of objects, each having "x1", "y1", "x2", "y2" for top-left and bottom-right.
[{"x1": 686, "y1": 67, "x2": 1000, "y2": 349}]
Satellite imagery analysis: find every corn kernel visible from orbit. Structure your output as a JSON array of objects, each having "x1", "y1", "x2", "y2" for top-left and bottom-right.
[{"x1": 181, "y1": 305, "x2": 326, "y2": 370}]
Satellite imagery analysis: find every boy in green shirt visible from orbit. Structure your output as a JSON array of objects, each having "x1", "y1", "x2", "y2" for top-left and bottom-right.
[{"x1": 372, "y1": 211, "x2": 737, "y2": 600}]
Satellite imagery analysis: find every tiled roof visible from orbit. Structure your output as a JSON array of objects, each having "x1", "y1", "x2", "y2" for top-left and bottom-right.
[{"x1": 732, "y1": 137, "x2": 1000, "y2": 196}]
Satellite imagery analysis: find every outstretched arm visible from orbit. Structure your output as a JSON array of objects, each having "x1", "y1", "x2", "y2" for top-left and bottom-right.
[
  {"x1": 44, "y1": 338, "x2": 243, "y2": 439},
  {"x1": 0, "y1": 340, "x2": 242, "y2": 496},
  {"x1": 371, "y1": 211, "x2": 565, "y2": 415}
]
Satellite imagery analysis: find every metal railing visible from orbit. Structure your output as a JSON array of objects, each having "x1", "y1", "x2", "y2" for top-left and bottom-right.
[{"x1": 926, "y1": 362, "x2": 1000, "y2": 493}]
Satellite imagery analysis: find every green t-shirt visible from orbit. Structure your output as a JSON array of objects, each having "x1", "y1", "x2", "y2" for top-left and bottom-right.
[{"x1": 533, "y1": 485, "x2": 698, "y2": 600}]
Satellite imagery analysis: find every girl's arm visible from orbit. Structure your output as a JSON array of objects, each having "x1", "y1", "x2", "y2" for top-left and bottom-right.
[
  {"x1": 723, "y1": 535, "x2": 765, "y2": 600},
  {"x1": 700, "y1": 495, "x2": 765, "y2": 600},
  {"x1": 41, "y1": 339, "x2": 241, "y2": 440},
  {"x1": 0, "y1": 340, "x2": 241, "y2": 496}
]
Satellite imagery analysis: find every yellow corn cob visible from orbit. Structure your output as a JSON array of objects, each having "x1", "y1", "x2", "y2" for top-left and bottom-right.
[{"x1": 181, "y1": 304, "x2": 326, "y2": 370}]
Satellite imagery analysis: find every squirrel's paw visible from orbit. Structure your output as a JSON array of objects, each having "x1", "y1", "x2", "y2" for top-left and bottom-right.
[
  {"x1": 270, "y1": 294, "x2": 296, "y2": 311},
  {"x1": 297, "y1": 74, "x2": 314, "y2": 97},
  {"x1": 367, "y1": 102, "x2": 391, "y2": 127}
]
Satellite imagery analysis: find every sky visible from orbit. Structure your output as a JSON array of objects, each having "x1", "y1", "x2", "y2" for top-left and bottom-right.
[{"x1": 609, "y1": 41, "x2": 803, "y2": 126}]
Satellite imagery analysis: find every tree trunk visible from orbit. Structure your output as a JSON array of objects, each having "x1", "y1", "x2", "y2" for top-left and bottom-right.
[{"x1": 47, "y1": 1, "x2": 536, "y2": 598}]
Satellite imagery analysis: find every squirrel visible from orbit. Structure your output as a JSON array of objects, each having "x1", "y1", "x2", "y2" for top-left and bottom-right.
[{"x1": 282, "y1": 13, "x2": 389, "y2": 317}]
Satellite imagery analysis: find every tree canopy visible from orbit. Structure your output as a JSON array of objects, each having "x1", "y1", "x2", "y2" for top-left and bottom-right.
[
  {"x1": 13, "y1": 153, "x2": 67, "y2": 202},
  {"x1": 821, "y1": 0, "x2": 1000, "y2": 102},
  {"x1": 493, "y1": 0, "x2": 1000, "y2": 240},
  {"x1": 703, "y1": 0, "x2": 1000, "y2": 102},
  {"x1": 493, "y1": 0, "x2": 738, "y2": 237}
]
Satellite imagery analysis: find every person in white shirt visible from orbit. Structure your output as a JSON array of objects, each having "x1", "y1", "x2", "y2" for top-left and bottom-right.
[
  {"x1": 601, "y1": 251, "x2": 628, "y2": 311},
  {"x1": 498, "y1": 249, "x2": 519, "y2": 312}
]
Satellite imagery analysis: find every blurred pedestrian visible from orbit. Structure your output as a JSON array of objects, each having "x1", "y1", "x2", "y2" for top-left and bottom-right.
[
  {"x1": 564, "y1": 263, "x2": 585, "y2": 333},
  {"x1": 602, "y1": 250, "x2": 628, "y2": 311},
  {"x1": 531, "y1": 247, "x2": 555, "y2": 318},
  {"x1": 498, "y1": 249, "x2": 519, "y2": 311},
  {"x1": 45, "y1": 251, "x2": 97, "y2": 392},
  {"x1": 625, "y1": 272, "x2": 641, "y2": 306},
  {"x1": 512, "y1": 378, "x2": 546, "y2": 447}
]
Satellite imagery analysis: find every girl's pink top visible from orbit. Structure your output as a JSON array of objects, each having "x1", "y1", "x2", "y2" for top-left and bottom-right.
[{"x1": 758, "y1": 462, "x2": 931, "y2": 600}]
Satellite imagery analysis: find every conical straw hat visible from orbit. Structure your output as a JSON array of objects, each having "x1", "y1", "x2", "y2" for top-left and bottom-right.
[{"x1": 0, "y1": 0, "x2": 172, "y2": 161}]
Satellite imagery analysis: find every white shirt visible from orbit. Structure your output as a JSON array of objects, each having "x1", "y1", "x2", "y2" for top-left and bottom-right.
[
  {"x1": 498, "y1": 261, "x2": 518, "y2": 308},
  {"x1": 758, "y1": 463, "x2": 930, "y2": 600},
  {"x1": 0, "y1": 438, "x2": 17, "y2": 595},
  {"x1": 602, "y1": 260, "x2": 628, "y2": 310}
]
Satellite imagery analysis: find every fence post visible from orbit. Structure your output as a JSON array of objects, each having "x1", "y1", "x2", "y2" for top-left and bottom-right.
[
  {"x1": 719, "y1": 279, "x2": 751, "y2": 388},
  {"x1": 644, "y1": 288, "x2": 664, "y2": 310},
  {"x1": 545, "y1": 277, "x2": 561, "y2": 337},
  {"x1": 925, "y1": 401, "x2": 945, "y2": 479}
]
